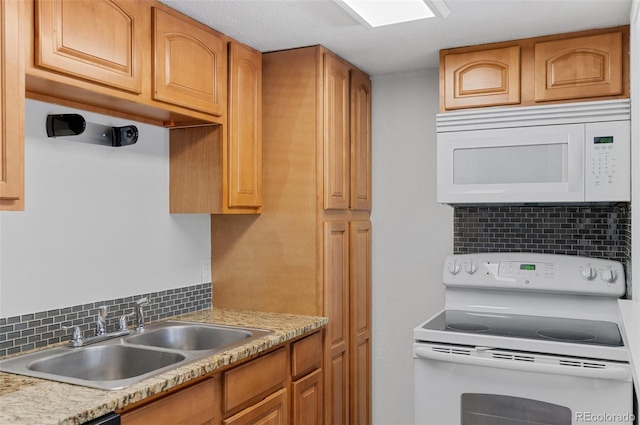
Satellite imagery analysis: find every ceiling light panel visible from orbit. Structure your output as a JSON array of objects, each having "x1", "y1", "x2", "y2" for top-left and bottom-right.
[{"x1": 336, "y1": 0, "x2": 446, "y2": 29}]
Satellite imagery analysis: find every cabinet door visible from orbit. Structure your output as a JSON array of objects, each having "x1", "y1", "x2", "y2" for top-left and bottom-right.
[
  {"x1": 442, "y1": 46, "x2": 521, "y2": 110},
  {"x1": 121, "y1": 376, "x2": 222, "y2": 425},
  {"x1": 534, "y1": 31, "x2": 623, "y2": 102},
  {"x1": 223, "y1": 389, "x2": 288, "y2": 425},
  {"x1": 0, "y1": 0, "x2": 24, "y2": 210},
  {"x1": 350, "y1": 70, "x2": 372, "y2": 211},
  {"x1": 350, "y1": 221, "x2": 372, "y2": 425},
  {"x1": 323, "y1": 54, "x2": 350, "y2": 210},
  {"x1": 291, "y1": 369, "x2": 323, "y2": 425},
  {"x1": 35, "y1": 0, "x2": 143, "y2": 93},
  {"x1": 153, "y1": 7, "x2": 227, "y2": 116},
  {"x1": 227, "y1": 42, "x2": 262, "y2": 209},
  {"x1": 324, "y1": 222, "x2": 350, "y2": 424}
]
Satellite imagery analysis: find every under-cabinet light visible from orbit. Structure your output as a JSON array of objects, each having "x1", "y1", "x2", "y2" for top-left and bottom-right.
[{"x1": 335, "y1": 0, "x2": 450, "y2": 29}]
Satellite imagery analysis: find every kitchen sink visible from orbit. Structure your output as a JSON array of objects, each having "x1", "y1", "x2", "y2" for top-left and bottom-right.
[
  {"x1": 28, "y1": 345, "x2": 186, "y2": 381},
  {"x1": 0, "y1": 320, "x2": 273, "y2": 390},
  {"x1": 124, "y1": 321, "x2": 269, "y2": 351}
]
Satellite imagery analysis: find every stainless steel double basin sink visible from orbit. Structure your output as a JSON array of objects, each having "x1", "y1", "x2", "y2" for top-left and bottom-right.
[{"x1": 0, "y1": 321, "x2": 272, "y2": 390}]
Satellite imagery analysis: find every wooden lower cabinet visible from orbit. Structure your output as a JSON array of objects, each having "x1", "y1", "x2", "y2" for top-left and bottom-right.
[
  {"x1": 120, "y1": 334, "x2": 322, "y2": 425},
  {"x1": 121, "y1": 377, "x2": 222, "y2": 425},
  {"x1": 292, "y1": 369, "x2": 323, "y2": 425},
  {"x1": 224, "y1": 389, "x2": 288, "y2": 425},
  {"x1": 291, "y1": 332, "x2": 324, "y2": 425}
]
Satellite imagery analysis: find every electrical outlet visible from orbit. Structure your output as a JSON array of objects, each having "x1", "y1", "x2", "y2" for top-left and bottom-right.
[{"x1": 201, "y1": 258, "x2": 212, "y2": 283}]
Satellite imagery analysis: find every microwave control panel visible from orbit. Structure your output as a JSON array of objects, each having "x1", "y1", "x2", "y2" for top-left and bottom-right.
[{"x1": 585, "y1": 121, "x2": 630, "y2": 202}]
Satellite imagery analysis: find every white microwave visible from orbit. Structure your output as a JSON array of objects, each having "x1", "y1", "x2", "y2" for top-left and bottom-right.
[{"x1": 436, "y1": 100, "x2": 630, "y2": 204}]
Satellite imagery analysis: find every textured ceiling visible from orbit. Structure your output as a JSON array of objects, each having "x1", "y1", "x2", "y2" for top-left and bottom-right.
[{"x1": 158, "y1": 0, "x2": 632, "y2": 76}]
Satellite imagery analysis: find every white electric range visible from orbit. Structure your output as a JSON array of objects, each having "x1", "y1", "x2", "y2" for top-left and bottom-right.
[{"x1": 413, "y1": 253, "x2": 634, "y2": 425}]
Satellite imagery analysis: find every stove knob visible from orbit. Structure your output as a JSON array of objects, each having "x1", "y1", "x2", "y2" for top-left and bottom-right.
[
  {"x1": 601, "y1": 268, "x2": 618, "y2": 284},
  {"x1": 465, "y1": 261, "x2": 478, "y2": 275},
  {"x1": 580, "y1": 267, "x2": 597, "y2": 281},
  {"x1": 448, "y1": 260, "x2": 462, "y2": 275}
]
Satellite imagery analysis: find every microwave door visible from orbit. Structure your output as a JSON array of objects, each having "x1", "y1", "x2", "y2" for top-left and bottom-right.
[{"x1": 437, "y1": 124, "x2": 585, "y2": 204}]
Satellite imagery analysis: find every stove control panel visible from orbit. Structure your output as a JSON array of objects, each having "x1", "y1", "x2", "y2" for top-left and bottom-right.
[{"x1": 443, "y1": 253, "x2": 625, "y2": 297}]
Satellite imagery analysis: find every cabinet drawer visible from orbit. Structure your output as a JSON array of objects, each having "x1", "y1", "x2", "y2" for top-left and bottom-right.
[
  {"x1": 223, "y1": 348, "x2": 287, "y2": 412},
  {"x1": 121, "y1": 377, "x2": 220, "y2": 425},
  {"x1": 291, "y1": 332, "x2": 322, "y2": 380},
  {"x1": 223, "y1": 388, "x2": 287, "y2": 425}
]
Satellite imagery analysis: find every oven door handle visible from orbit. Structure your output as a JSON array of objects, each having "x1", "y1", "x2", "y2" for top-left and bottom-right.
[{"x1": 414, "y1": 346, "x2": 630, "y2": 380}]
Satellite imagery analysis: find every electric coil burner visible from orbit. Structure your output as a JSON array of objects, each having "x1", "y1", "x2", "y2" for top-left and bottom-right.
[{"x1": 413, "y1": 253, "x2": 634, "y2": 425}]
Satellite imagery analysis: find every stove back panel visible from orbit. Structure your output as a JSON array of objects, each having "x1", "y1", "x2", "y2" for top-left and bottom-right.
[{"x1": 453, "y1": 204, "x2": 631, "y2": 298}]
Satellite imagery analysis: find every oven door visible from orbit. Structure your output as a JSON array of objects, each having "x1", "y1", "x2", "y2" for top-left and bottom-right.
[
  {"x1": 436, "y1": 124, "x2": 585, "y2": 204},
  {"x1": 413, "y1": 343, "x2": 634, "y2": 425}
]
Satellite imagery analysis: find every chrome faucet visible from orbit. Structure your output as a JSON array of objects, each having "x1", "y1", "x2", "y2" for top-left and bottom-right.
[
  {"x1": 96, "y1": 305, "x2": 108, "y2": 336},
  {"x1": 135, "y1": 297, "x2": 149, "y2": 332}
]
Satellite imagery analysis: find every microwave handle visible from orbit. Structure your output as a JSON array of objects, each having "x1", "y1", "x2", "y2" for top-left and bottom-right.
[{"x1": 414, "y1": 346, "x2": 630, "y2": 381}]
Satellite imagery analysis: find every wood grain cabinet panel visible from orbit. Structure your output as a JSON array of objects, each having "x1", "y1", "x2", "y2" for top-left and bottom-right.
[
  {"x1": 350, "y1": 70, "x2": 372, "y2": 212},
  {"x1": 324, "y1": 221, "x2": 350, "y2": 425},
  {"x1": 224, "y1": 389, "x2": 288, "y2": 425},
  {"x1": 121, "y1": 377, "x2": 222, "y2": 425},
  {"x1": 291, "y1": 332, "x2": 323, "y2": 380},
  {"x1": 0, "y1": 0, "x2": 24, "y2": 210},
  {"x1": 153, "y1": 7, "x2": 227, "y2": 116},
  {"x1": 291, "y1": 369, "x2": 323, "y2": 425},
  {"x1": 35, "y1": 0, "x2": 143, "y2": 93},
  {"x1": 324, "y1": 54, "x2": 351, "y2": 210},
  {"x1": 227, "y1": 42, "x2": 262, "y2": 209},
  {"x1": 224, "y1": 348, "x2": 287, "y2": 413},
  {"x1": 442, "y1": 46, "x2": 521, "y2": 110},
  {"x1": 534, "y1": 31, "x2": 623, "y2": 102},
  {"x1": 350, "y1": 221, "x2": 372, "y2": 425}
]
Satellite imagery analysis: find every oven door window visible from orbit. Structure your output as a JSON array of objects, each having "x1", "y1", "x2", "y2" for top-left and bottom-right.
[{"x1": 461, "y1": 393, "x2": 571, "y2": 425}]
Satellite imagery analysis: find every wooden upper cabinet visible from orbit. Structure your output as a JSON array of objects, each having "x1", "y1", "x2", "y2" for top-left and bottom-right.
[
  {"x1": 324, "y1": 53, "x2": 351, "y2": 210},
  {"x1": 440, "y1": 26, "x2": 628, "y2": 112},
  {"x1": 0, "y1": 0, "x2": 24, "y2": 211},
  {"x1": 35, "y1": 0, "x2": 143, "y2": 93},
  {"x1": 442, "y1": 45, "x2": 521, "y2": 110},
  {"x1": 534, "y1": 31, "x2": 623, "y2": 102},
  {"x1": 153, "y1": 7, "x2": 227, "y2": 117},
  {"x1": 324, "y1": 53, "x2": 372, "y2": 212},
  {"x1": 350, "y1": 69, "x2": 372, "y2": 212},
  {"x1": 227, "y1": 42, "x2": 262, "y2": 209}
]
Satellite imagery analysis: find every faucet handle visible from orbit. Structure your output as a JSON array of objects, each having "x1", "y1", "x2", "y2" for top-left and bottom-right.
[
  {"x1": 118, "y1": 312, "x2": 136, "y2": 331},
  {"x1": 96, "y1": 305, "x2": 109, "y2": 336},
  {"x1": 62, "y1": 325, "x2": 84, "y2": 347},
  {"x1": 135, "y1": 297, "x2": 149, "y2": 332}
]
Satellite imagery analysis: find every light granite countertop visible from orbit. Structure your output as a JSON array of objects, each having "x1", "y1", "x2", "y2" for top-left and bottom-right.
[{"x1": 0, "y1": 308, "x2": 328, "y2": 425}]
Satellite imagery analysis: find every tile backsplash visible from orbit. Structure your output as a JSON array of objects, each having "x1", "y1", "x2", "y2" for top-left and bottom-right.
[
  {"x1": 0, "y1": 283, "x2": 212, "y2": 357},
  {"x1": 453, "y1": 204, "x2": 631, "y2": 298}
]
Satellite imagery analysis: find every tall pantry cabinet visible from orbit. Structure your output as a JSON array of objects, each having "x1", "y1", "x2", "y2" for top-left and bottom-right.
[{"x1": 211, "y1": 46, "x2": 371, "y2": 425}]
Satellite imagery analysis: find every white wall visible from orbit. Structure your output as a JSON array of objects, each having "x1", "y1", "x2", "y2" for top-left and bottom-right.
[
  {"x1": 371, "y1": 68, "x2": 452, "y2": 425},
  {"x1": 0, "y1": 100, "x2": 210, "y2": 318}
]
